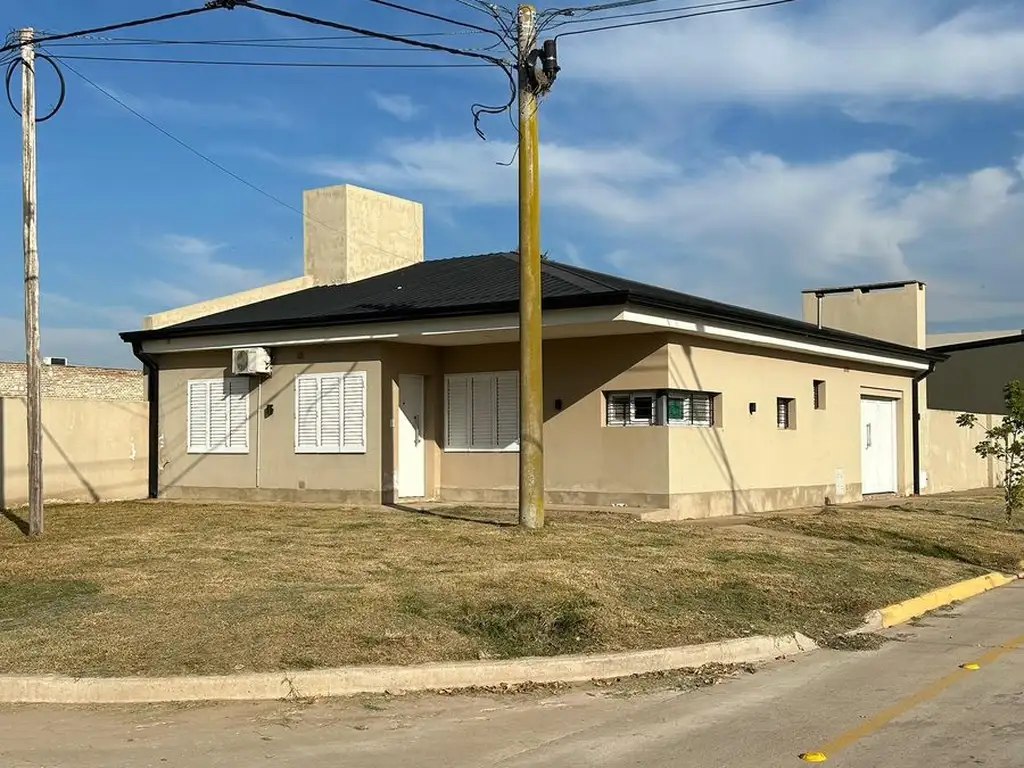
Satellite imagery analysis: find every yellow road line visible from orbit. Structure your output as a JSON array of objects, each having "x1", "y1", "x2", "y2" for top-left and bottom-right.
[{"x1": 803, "y1": 631, "x2": 1024, "y2": 761}]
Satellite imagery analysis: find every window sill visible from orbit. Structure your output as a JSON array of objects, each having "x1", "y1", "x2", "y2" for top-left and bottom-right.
[
  {"x1": 444, "y1": 447, "x2": 520, "y2": 453},
  {"x1": 187, "y1": 448, "x2": 249, "y2": 455},
  {"x1": 295, "y1": 447, "x2": 367, "y2": 454}
]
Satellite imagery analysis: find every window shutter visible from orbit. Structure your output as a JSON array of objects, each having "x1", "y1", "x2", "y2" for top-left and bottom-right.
[
  {"x1": 446, "y1": 376, "x2": 470, "y2": 449},
  {"x1": 226, "y1": 377, "x2": 249, "y2": 450},
  {"x1": 495, "y1": 371, "x2": 519, "y2": 449},
  {"x1": 691, "y1": 393, "x2": 712, "y2": 426},
  {"x1": 777, "y1": 398, "x2": 789, "y2": 429},
  {"x1": 296, "y1": 376, "x2": 320, "y2": 451},
  {"x1": 188, "y1": 381, "x2": 210, "y2": 451},
  {"x1": 320, "y1": 375, "x2": 343, "y2": 452},
  {"x1": 341, "y1": 372, "x2": 366, "y2": 451},
  {"x1": 471, "y1": 375, "x2": 497, "y2": 448},
  {"x1": 607, "y1": 394, "x2": 629, "y2": 425},
  {"x1": 207, "y1": 379, "x2": 230, "y2": 450}
]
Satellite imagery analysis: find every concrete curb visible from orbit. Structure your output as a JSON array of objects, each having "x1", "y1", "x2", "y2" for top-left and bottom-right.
[
  {"x1": 0, "y1": 633, "x2": 817, "y2": 705},
  {"x1": 857, "y1": 571, "x2": 1018, "y2": 633}
]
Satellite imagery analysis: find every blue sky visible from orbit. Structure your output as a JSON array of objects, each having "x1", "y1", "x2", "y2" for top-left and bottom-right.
[{"x1": 1, "y1": 0, "x2": 1024, "y2": 366}]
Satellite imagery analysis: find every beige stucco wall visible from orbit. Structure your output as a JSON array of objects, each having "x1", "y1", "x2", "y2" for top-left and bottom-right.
[
  {"x1": 664, "y1": 338, "x2": 914, "y2": 517},
  {"x1": 304, "y1": 184, "x2": 423, "y2": 286},
  {"x1": 151, "y1": 332, "x2": 920, "y2": 517},
  {"x1": 436, "y1": 336, "x2": 672, "y2": 507},
  {"x1": 0, "y1": 397, "x2": 149, "y2": 507},
  {"x1": 921, "y1": 408, "x2": 1001, "y2": 494},
  {"x1": 928, "y1": 342, "x2": 1024, "y2": 415},
  {"x1": 154, "y1": 345, "x2": 383, "y2": 503},
  {"x1": 802, "y1": 282, "x2": 926, "y2": 349}
]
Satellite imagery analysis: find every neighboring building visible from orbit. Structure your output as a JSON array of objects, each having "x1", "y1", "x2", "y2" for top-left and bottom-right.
[
  {"x1": 0, "y1": 361, "x2": 148, "y2": 507},
  {"x1": 0, "y1": 360, "x2": 145, "y2": 401},
  {"x1": 928, "y1": 333, "x2": 1024, "y2": 416},
  {"x1": 120, "y1": 184, "x2": 942, "y2": 520}
]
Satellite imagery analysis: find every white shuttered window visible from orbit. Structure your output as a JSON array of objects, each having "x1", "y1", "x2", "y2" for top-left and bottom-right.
[
  {"x1": 445, "y1": 372, "x2": 518, "y2": 451},
  {"x1": 187, "y1": 377, "x2": 249, "y2": 454},
  {"x1": 295, "y1": 371, "x2": 367, "y2": 453}
]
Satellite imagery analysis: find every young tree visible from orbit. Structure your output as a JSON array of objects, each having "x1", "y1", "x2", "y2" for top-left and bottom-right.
[{"x1": 957, "y1": 380, "x2": 1024, "y2": 523}]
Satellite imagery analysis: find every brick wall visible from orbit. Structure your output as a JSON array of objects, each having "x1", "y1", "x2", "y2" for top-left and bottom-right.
[{"x1": 0, "y1": 361, "x2": 145, "y2": 402}]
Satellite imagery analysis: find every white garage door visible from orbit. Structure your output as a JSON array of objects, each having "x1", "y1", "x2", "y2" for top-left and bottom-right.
[{"x1": 860, "y1": 397, "x2": 898, "y2": 495}]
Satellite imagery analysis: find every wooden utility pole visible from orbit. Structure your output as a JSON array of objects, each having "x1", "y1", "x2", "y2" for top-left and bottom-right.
[
  {"x1": 517, "y1": 4, "x2": 544, "y2": 530},
  {"x1": 20, "y1": 28, "x2": 43, "y2": 536}
]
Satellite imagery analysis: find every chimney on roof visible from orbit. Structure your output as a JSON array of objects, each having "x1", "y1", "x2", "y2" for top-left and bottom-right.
[
  {"x1": 800, "y1": 280, "x2": 927, "y2": 349},
  {"x1": 303, "y1": 184, "x2": 424, "y2": 286}
]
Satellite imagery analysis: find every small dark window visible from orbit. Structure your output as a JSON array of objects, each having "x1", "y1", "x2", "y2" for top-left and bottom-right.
[
  {"x1": 813, "y1": 380, "x2": 826, "y2": 410},
  {"x1": 632, "y1": 395, "x2": 655, "y2": 424},
  {"x1": 777, "y1": 397, "x2": 795, "y2": 429}
]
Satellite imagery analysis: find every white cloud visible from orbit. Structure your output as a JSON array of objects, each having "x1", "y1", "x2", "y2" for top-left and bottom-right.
[
  {"x1": 43, "y1": 293, "x2": 141, "y2": 331},
  {"x1": 562, "y1": 1, "x2": 1024, "y2": 107},
  {"x1": 96, "y1": 85, "x2": 293, "y2": 128},
  {"x1": 370, "y1": 92, "x2": 420, "y2": 121},
  {"x1": 0, "y1": 318, "x2": 135, "y2": 368},
  {"x1": 309, "y1": 137, "x2": 673, "y2": 206},
  {"x1": 138, "y1": 234, "x2": 278, "y2": 312},
  {"x1": 301, "y1": 132, "x2": 1024, "y2": 325}
]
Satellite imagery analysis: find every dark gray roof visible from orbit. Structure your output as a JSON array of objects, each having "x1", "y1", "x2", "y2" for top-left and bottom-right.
[{"x1": 121, "y1": 252, "x2": 943, "y2": 362}]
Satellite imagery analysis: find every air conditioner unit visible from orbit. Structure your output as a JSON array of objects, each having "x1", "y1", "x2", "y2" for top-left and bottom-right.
[
  {"x1": 43, "y1": 356, "x2": 68, "y2": 366},
  {"x1": 231, "y1": 347, "x2": 272, "y2": 376}
]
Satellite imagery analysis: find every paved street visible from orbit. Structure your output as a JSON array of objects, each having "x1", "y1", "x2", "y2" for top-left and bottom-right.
[{"x1": 2, "y1": 581, "x2": 1022, "y2": 767}]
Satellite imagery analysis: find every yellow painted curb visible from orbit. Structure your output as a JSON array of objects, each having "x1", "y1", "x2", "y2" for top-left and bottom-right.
[{"x1": 877, "y1": 572, "x2": 1015, "y2": 628}]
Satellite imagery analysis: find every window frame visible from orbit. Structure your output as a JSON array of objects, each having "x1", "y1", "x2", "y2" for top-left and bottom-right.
[
  {"x1": 813, "y1": 379, "x2": 826, "y2": 410},
  {"x1": 444, "y1": 371, "x2": 520, "y2": 453},
  {"x1": 777, "y1": 397, "x2": 795, "y2": 430},
  {"x1": 666, "y1": 390, "x2": 716, "y2": 427},
  {"x1": 605, "y1": 388, "x2": 718, "y2": 428},
  {"x1": 293, "y1": 370, "x2": 368, "y2": 455},
  {"x1": 186, "y1": 376, "x2": 250, "y2": 455}
]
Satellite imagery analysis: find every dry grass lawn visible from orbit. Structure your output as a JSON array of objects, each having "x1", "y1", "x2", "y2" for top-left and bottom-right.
[{"x1": 1, "y1": 491, "x2": 1022, "y2": 678}]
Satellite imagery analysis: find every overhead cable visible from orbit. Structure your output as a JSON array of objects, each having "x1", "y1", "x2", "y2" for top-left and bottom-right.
[
  {"x1": 553, "y1": 0, "x2": 795, "y2": 38},
  {"x1": 49, "y1": 54, "x2": 492, "y2": 69},
  {"x1": 0, "y1": 4, "x2": 222, "y2": 55}
]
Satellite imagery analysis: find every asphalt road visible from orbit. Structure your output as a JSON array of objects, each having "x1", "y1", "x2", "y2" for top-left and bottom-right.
[{"x1": 2, "y1": 581, "x2": 1022, "y2": 767}]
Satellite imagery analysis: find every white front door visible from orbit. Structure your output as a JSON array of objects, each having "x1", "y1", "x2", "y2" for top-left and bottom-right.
[
  {"x1": 860, "y1": 397, "x2": 898, "y2": 495},
  {"x1": 398, "y1": 374, "x2": 426, "y2": 499}
]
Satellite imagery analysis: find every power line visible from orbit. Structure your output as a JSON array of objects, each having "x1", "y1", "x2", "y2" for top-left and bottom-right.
[
  {"x1": 56, "y1": 57, "x2": 342, "y2": 233},
  {"x1": 234, "y1": 2, "x2": 510, "y2": 65},
  {"x1": 45, "y1": 39, "x2": 503, "y2": 53},
  {"x1": 0, "y1": 4, "x2": 222, "y2": 55},
  {"x1": 49, "y1": 53, "x2": 492, "y2": 69},
  {"x1": 360, "y1": 0, "x2": 504, "y2": 40},
  {"x1": 553, "y1": 0, "x2": 796, "y2": 38},
  {"x1": 539, "y1": 0, "x2": 770, "y2": 30},
  {"x1": 42, "y1": 31, "x2": 491, "y2": 46}
]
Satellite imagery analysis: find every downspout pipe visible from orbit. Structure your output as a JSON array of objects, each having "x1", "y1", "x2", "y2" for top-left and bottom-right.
[
  {"x1": 130, "y1": 341, "x2": 159, "y2": 499},
  {"x1": 911, "y1": 361, "x2": 937, "y2": 496}
]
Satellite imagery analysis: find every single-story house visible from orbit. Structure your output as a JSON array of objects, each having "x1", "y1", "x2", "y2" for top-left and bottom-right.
[{"x1": 121, "y1": 184, "x2": 944, "y2": 519}]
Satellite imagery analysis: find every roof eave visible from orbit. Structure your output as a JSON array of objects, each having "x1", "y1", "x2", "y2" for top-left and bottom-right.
[{"x1": 623, "y1": 295, "x2": 945, "y2": 364}]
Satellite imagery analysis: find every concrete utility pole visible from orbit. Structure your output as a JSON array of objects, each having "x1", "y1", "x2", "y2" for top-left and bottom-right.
[
  {"x1": 516, "y1": 4, "x2": 544, "y2": 530},
  {"x1": 20, "y1": 28, "x2": 43, "y2": 536}
]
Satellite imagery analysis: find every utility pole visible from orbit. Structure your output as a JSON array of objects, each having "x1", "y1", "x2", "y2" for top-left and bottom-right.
[
  {"x1": 517, "y1": 4, "x2": 543, "y2": 530},
  {"x1": 516, "y1": 6, "x2": 559, "y2": 530},
  {"x1": 20, "y1": 28, "x2": 43, "y2": 536}
]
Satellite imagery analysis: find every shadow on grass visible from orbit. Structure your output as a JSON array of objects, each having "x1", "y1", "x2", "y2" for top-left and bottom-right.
[
  {"x1": 385, "y1": 503, "x2": 516, "y2": 529},
  {"x1": 2, "y1": 508, "x2": 29, "y2": 536},
  {"x1": 778, "y1": 522, "x2": 1016, "y2": 572}
]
